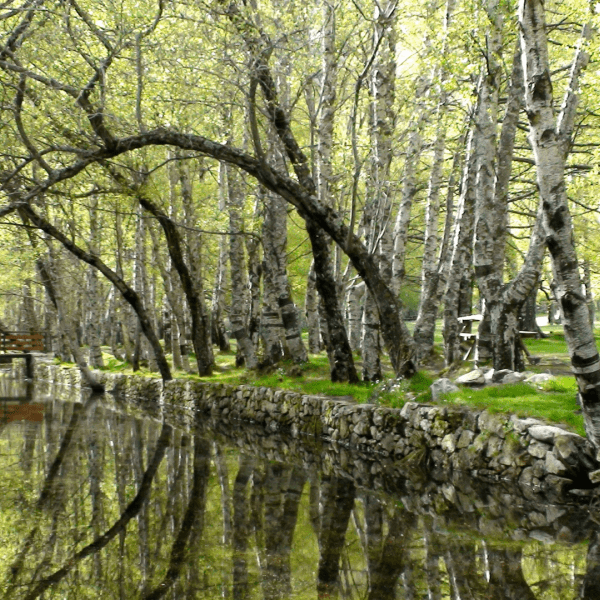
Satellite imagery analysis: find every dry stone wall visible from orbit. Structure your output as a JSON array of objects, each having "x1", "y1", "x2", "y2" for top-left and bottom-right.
[{"x1": 26, "y1": 358, "x2": 600, "y2": 502}]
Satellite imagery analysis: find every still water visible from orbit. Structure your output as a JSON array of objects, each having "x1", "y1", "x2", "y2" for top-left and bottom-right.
[{"x1": 0, "y1": 375, "x2": 599, "y2": 599}]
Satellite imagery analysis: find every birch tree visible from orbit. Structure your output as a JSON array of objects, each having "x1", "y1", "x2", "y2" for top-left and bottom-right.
[{"x1": 519, "y1": 0, "x2": 600, "y2": 447}]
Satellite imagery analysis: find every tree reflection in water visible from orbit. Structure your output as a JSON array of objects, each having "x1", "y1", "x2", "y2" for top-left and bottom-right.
[{"x1": 0, "y1": 379, "x2": 598, "y2": 599}]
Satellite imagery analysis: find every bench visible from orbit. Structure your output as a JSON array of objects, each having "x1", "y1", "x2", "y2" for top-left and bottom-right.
[{"x1": 0, "y1": 332, "x2": 46, "y2": 377}]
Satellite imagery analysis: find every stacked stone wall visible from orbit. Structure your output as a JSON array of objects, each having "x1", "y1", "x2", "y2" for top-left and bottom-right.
[{"x1": 20, "y1": 357, "x2": 600, "y2": 501}]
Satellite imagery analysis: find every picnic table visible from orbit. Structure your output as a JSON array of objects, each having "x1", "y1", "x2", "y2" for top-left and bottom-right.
[{"x1": 457, "y1": 315, "x2": 539, "y2": 363}]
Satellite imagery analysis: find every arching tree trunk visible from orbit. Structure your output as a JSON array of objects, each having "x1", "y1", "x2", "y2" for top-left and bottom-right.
[
  {"x1": 36, "y1": 253, "x2": 104, "y2": 392},
  {"x1": 179, "y1": 157, "x2": 214, "y2": 369},
  {"x1": 21, "y1": 203, "x2": 172, "y2": 381},
  {"x1": 139, "y1": 196, "x2": 213, "y2": 376},
  {"x1": 132, "y1": 204, "x2": 158, "y2": 372}
]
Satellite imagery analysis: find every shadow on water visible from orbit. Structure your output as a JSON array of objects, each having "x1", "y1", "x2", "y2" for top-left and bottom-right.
[{"x1": 0, "y1": 376, "x2": 599, "y2": 599}]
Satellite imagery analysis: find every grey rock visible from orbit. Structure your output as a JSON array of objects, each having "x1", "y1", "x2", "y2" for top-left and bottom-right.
[
  {"x1": 484, "y1": 368, "x2": 495, "y2": 383},
  {"x1": 526, "y1": 373, "x2": 555, "y2": 384},
  {"x1": 528, "y1": 511, "x2": 547, "y2": 527},
  {"x1": 527, "y1": 441, "x2": 551, "y2": 459},
  {"x1": 381, "y1": 434, "x2": 396, "y2": 453},
  {"x1": 430, "y1": 378, "x2": 459, "y2": 401},
  {"x1": 456, "y1": 429, "x2": 475, "y2": 449},
  {"x1": 545, "y1": 475, "x2": 574, "y2": 499},
  {"x1": 442, "y1": 483, "x2": 458, "y2": 504},
  {"x1": 528, "y1": 425, "x2": 578, "y2": 443},
  {"x1": 478, "y1": 411, "x2": 507, "y2": 438},
  {"x1": 339, "y1": 420, "x2": 349, "y2": 439},
  {"x1": 400, "y1": 402, "x2": 418, "y2": 418},
  {"x1": 545, "y1": 452, "x2": 568, "y2": 476},
  {"x1": 529, "y1": 530, "x2": 555, "y2": 544},
  {"x1": 546, "y1": 505, "x2": 566, "y2": 523},
  {"x1": 354, "y1": 420, "x2": 370, "y2": 437},
  {"x1": 441, "y1": 433, "x2": 456, "y2": 453},
  {"x1": 456, "y1": 370, "x2": 485, "y2": 386},
  {"x1": 589, "y1": 469, "x2": 600, "y2": 484},
  {"x1": 510, "y1": 415, "x2": 544, "y2": 433},
  {"x1": 492, "y1": 369, "x2": 514, "y2": 382},
  {"x1": 501, "y1": 372, "x2": 527, "y2": 385},
  {"x1": 486, "y1": 435, "x2": 504, "y2": 459}
]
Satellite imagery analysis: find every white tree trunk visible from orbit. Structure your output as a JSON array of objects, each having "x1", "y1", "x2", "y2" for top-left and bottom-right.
[
  {"x1": 226, "y1": 164, "x2": 258, "y2": 369},
  {"x1": 519, "y1": 0, "x2": 600, "y2": 446},
  {"x1": 443, "y1": 122, "x2": 480, "y2": 366},
  {"x1": 86, "y1": 195, "x2": 104, "y2": 368}
]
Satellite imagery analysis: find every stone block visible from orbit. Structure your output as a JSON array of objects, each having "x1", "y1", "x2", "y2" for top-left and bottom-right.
[
  {"x1": 478, "y1": 411, "x2": 507, "y2": 438},
  {"x1": 430, "y1": 378, "x2": 459, "y2": 401},
  {"x1": 528, "y1": 425, "x2": 578, "y2": 443},
  {"x1": 528, "y1": 441, "x2": 551, "y2": 458},
  {"x1": 545, "y1": 452, "x2": 568, "y2": 476},
  {"x1": 441, "y1": 433, "x2": 456, "y2": 453},
  {"x1": 456, "y1": 369, "x2": 485, "y2": 386},
  {"x1": 456, "y1": 429, "x2": 475, "y2": 449}
]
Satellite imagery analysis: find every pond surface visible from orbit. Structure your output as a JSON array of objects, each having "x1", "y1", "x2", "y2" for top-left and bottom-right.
[{"x1": 0, "y1": 375, "x2": 599, "y2": 599}]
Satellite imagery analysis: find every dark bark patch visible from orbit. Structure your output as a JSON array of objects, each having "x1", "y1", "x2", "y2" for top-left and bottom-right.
[
  {"x1": 545, "y1": 235, "x2": 559, "y2": 257},
  {"x1": 532, "y1": 71, "x2": 553, "y2": 102},
  {"x1": 571, "y1": 352, "x2": 600, "y2": 370},
  {"x1": 579, "y1": 387, "x2": 600, "y2": 408},
  {"x1": 474, "y1": 264, "x2": 493, "y2": 278},
  {"x1": 560, "y1": 291, "x2": 583, "y2": 315},
  {"x1": 540, "y1": 128, "x2": 555, "y2": 143},
  {"x1": 544, "y1": 203, "x2": 566, "y2": 231}
]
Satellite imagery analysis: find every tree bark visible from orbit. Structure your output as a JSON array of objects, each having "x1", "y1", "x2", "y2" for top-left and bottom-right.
[
  {"x1": 520, "y1": 0, "x2": 600, "y2": 446},
  {"x1": 179, "y1": 157, "x2": 214, "y2": 368},
  {"x1": 20, "y1": 203, "x2": 172, "y2": 381},
  {"x1": 413, "y1": 151, "x2": 458, "y2": 360},
  {"x1": 227, "y1": 166, "x2": 258, "y2": 369},
  {"x1": 211, "y1": 235, "x2": 231, "y2": 351},
  {"x1": 443, "y1": 121, "x2": 479, "y2": 366},
  {"x1": 306, "y1": 220, "x2": 359, "y2": 383},
  {"x1": 36, "y1": 255, "x2": 104, "y2": 392},
  {"x1": 86, "y1": 195, "x2": 104, "y2": 368},
  {"x1": 139, "y1": 195, "x2": 213, "y2": 376},
  {"x1": 317, "y1": 476, "x2": 355, "y2": 598},
  {"x1": 305, "y1": 263, "x2": 321, "y2": 354}
]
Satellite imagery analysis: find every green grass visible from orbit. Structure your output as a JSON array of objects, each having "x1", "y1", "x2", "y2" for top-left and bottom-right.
[
  {"x1": 440, "y1": 377, "x2": 584, "y2": 435},
  {"x1": 523, "y1": 330, "x2": 569, "y2": 357}
]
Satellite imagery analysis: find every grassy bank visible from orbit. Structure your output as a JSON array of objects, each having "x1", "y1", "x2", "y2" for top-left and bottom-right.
[{"x1": 82, "y1": 322, "x2": 591, "y2": 435}]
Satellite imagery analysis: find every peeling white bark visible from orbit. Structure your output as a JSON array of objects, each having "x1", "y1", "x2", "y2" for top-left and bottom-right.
[{"x1": 519, "y1": 0, "x2": 600, "y2": 447}]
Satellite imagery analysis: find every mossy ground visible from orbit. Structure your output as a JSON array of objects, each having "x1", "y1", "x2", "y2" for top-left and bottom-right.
[{"x1": 67, "y1": 321, "x2": 597, "y2": 435}]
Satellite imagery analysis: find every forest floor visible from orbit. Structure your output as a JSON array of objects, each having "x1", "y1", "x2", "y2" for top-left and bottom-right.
[{"x1": 95, "y1": 319, "x2": 592, "y2": 436}]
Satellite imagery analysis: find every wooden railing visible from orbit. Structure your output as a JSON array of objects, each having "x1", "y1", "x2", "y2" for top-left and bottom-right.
[{"x1": 0, "y1": 332, "x2": 45, "y2": 353}]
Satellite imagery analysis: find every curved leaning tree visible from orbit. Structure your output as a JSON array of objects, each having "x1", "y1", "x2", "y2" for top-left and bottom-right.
[{"x1": 0, "y1": 1, "x2": 416, "y2": 379}]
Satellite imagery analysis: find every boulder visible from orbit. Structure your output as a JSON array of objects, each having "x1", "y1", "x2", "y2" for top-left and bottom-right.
[
  {"x1": 526, "y1": 373, "x2": 555, "y2": 384},
  {"x1": 456, "y1": 369, "x2": 485, "y2": 386},
  {"x1": 500, "y1": 372, "x2": 527, "y2": 385},
  {"x1": 430, "y1": 378, "x2": 459, "y2": 401},
  {"x1": 484, "y1": 368, "x2": 495, "y2": 383},
  {"x1": 528, "y1": 424, "x2": 579, "y2": 443},
  {"x1": 492, "y1": 369, "x2": 514, "y2": 382}
]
